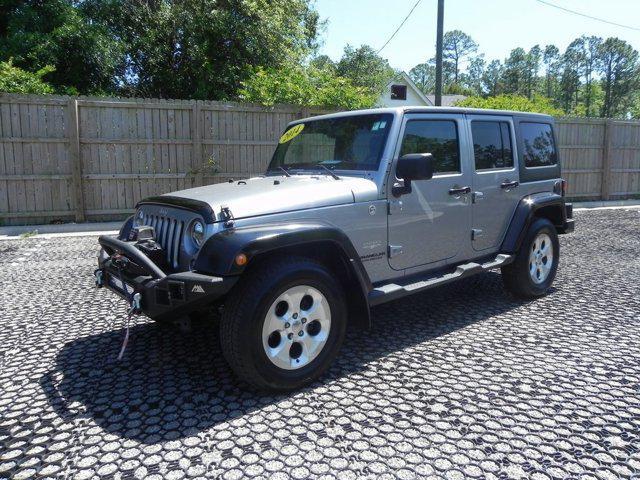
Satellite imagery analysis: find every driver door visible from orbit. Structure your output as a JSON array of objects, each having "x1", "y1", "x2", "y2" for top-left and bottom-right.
[{"x1": 387, "y1": 114, "x2": 472, "y2": 271}]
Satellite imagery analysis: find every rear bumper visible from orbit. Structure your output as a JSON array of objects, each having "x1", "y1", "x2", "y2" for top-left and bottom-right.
[
  {"x1": 558, "y1": 202, "x2": 574, "y2": 234},
  {"x1": 96, "y1": 236, "x2": 238, "y2": 321}
]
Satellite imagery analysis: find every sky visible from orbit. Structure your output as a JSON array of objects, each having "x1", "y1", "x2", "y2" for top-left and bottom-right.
[{"x1": 314, "y1": 0, "x2": 640, "y2": 72}]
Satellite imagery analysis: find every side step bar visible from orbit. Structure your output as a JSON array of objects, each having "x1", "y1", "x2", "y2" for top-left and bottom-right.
[{"x1": 369, "y1": 254, "x2": 514, "y2": 306}]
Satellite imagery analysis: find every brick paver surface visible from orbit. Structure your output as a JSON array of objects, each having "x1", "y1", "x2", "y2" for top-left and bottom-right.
[{"x1": 1, "y1": 208, "x2": 639, "y2": 479}]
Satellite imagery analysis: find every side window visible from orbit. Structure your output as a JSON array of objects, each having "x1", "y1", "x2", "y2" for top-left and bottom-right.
[
  {"x1": 471, "y1": 121, "x2": 514, "y2": 170},
  {"x1": 400, "y1": 120, "x2": 460, "y2": 174},
  {"x1": 521, "y1": 122, "x2": 557, "y2": 167}
]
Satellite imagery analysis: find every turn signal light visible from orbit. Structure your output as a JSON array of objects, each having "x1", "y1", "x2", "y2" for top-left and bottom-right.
[{"x1": 235, "y1": 253, "x2": 248, "y2": 266}]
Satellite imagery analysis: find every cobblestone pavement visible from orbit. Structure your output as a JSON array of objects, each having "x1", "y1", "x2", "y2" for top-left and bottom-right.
[{"x1": 1, "y1": 209, "x2": 639, "y2": 480}]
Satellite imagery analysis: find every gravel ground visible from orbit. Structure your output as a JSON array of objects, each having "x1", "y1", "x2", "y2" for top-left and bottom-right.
[{"x1": 0, "y1": 208, "x2": 639, "y2": 480}]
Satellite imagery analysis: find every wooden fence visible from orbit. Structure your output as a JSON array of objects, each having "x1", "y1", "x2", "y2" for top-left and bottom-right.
[{"x1": 1, "y1": 93, "x2": 639, "y2": 225}]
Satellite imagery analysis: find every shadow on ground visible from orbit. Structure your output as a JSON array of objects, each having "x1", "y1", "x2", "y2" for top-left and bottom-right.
[{"x1": 41, "y1": 271, "x2": 527, "y2": 444}]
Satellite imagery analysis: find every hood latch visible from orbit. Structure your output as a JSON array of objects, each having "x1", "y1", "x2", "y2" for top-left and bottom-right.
[{"x1": 220, "y1": 205, "x2": 235, "y2": 228}]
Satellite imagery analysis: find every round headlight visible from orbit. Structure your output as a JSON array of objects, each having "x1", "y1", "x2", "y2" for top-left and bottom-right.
[{"x1": 191, "y1": 220, "x2": 205, "y2": 247}]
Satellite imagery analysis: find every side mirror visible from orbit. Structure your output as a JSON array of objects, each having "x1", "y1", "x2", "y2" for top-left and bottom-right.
[{"x1": 393, "y1": 153, "x2": 434, "y2": 196}]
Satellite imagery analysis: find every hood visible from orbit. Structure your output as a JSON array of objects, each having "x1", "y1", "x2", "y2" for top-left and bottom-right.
[{"x1": 157, "y1": 175, "x2": 379, "y2": 221}]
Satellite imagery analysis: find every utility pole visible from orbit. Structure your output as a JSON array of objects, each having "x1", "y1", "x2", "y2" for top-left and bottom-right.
[{"x1": 434, "y1": 0, "x2": 444, "y2": 106}]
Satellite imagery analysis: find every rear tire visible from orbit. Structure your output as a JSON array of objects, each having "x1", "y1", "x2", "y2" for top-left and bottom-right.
[
  {"x1": 220, "y1": 256, "x2": 347, "y2": 391},
  {"x1": 502, "y1": 217, "x2": 560, "y2": 299}
]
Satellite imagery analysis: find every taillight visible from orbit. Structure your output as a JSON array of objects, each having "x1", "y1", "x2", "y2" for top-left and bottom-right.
[{"x1": 554, "y1": 179, "x2": 567, "y2": 196}]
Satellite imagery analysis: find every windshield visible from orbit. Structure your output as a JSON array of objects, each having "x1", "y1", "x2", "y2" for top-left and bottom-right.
[{"x1": 268, "y1": 113, "x2": 394, "y2": 172}]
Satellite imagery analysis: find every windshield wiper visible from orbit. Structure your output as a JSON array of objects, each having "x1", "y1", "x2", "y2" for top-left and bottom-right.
[
  {"x1": 317, "y1": 163, "x2": 340, "y2": 180},
  {"x1": 277, "y1": 166, "x2": 291, "y2": 177}
]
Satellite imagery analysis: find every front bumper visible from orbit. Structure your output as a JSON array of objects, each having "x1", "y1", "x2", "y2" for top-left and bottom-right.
[{"x1": 96, "y1": 236, "x2": 238, "y2": 321}]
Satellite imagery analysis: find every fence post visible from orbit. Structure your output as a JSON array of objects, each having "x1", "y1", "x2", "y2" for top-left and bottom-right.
[
  {"x1": 192, "y1": 100, "x2": 203, "y2": 187},
  {"x1": 601, "y1": 119, "x2": 614, "y2": 201},
  {"x1": 67, "y1": 98, "x2": 86, "y2": 222}
]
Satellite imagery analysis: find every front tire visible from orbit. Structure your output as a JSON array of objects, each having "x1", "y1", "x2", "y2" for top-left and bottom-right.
[
  {"x1": 220, "y1": 256, "x2": 347, "y2": 391},
  {"x1": 502, "y1": 217, "x2": 560, "y2": 298}
]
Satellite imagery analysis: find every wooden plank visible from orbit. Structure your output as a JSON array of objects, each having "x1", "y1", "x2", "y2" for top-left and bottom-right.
[
  {"x1": 0, "y1": 137, "x2": 69, "y2": 143},
  {"x1": 601, "y1": 120, "x2": 614, "y2": 201},
  {"x1": 67, "y1": 99, "x2": 86, "y2": 221},
  {"x1": 193, "y1": 101, "x2": 203, "y2": 187},
  {"x1": 3, "y1": 209, "x2": 76, "y2": 218}
]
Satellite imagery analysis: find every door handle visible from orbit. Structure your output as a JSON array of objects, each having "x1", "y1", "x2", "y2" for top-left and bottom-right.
[
  {"x1": 448, "y1": 186, "x2": 471, "y2": 196},
  {"x1": 500, "y1": 180, "x2": 519, "y2": 189}
]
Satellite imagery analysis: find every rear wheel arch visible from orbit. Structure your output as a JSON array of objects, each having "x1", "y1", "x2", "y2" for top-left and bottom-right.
[
  {"x1": 501, "y1": 193, "x2": 567, "y2": 254},
  {"x1": 533, "y1": 204, "x2": 564, "y2": 230}
]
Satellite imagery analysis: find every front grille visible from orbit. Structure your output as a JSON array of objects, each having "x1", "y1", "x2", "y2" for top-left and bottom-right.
[{"x1": 142, "y1": 213, "x2": 185, "y2": 269}]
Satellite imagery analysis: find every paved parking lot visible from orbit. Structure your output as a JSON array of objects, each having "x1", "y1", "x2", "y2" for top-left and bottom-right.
[{"x1": 1, "y1": 208, "x2": 639, "y2": 479}]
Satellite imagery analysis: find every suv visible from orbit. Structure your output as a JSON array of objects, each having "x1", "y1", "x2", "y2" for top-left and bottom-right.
[{"x1": 96, "y1": 107, "x2": 574, "y2": 390}]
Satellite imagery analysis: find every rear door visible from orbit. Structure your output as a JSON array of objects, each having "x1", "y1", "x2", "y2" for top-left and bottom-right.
[
  {"x1": 467, "y1": 115, "x2": 520, "y2": 252},
  {"x1": 387, "y1": 113, "x2": 472, "y2": 270}
]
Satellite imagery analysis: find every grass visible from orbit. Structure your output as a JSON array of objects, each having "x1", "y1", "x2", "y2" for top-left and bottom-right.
[{"x1": 20, "y1": 230, "x2": 38, "y2": 238}]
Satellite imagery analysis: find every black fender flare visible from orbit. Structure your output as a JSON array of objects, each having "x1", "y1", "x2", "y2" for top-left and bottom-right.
[
  {"x1": 193, "y1": 222, "x2": 373, "y2": 328},
  {"x1": 501, "y1": 192, "x2": 570, "y2": 253}
]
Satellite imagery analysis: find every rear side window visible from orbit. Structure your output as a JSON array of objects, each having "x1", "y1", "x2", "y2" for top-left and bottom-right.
[
  {"x1": 471, "y1": 121, "x2": 513, "y2": 170},
  {"x1": 521, "y1": 122, "x2": 557, "y2": 167},
  {"x1": 400, "y1": 120, "x2": 460, "y2": 174}
]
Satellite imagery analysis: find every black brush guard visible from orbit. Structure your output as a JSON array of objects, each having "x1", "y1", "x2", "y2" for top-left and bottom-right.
[{"x1": 96, "y1": 236, "x2": 238, "y2": 321}]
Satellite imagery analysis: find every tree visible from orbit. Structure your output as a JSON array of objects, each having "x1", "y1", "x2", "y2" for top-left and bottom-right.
[
  {"x1": 239, "y1": 64, "x2": 377, "y2": 110},
  {"x1": 576, "y1": 36, "x2": 603, "y2": 117},
  {"x1": 597, "y1": 37, "x2": 639, "y2": 118},
  {"x1": 310, "y1": 55, "x2": 336, "y2": 73},
  {"x1": 463, "y1": 55, "x2": 485, "y2": 95},
  {"x1": 559, "y1": 40, "x2": 583, "y2": 114},
  {"x1": 408, "y1": 62, "x2": 435, "y2": 93},
  {"x1": 0, "y1": 60, "x2": 54, "y2": 94},
  {"x1": 502, "y1": 48, "x2": 528, "y2": 95},
  {"x1": 82, "y1": 0, "x2": 322, "y2": 99},
  {"x1": 442, "y1": 30, "x2": 478, "y2": 84},
  {"x1": 456, "y1": 94, "x2": 564, "y2": 117},
  {"x1": 0, "y1": 0, "x2": 124, "y2": 94},
  {"x1": 542, "y1": 45, "x2": 560, "y2": 100},
  {"x1": 336, "y1": 44, "x2": 395, "y2": 93},
  {"x1": 524, "y1": 45, "x2": 541, "y2": 99},
  {"x1": 482, "y1": 60, "x2": 503, "y2": 97}
]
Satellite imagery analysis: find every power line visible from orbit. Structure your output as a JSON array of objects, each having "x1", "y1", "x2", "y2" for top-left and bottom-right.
[
  {"x1": 536, "y1": 0, "x2": 640, "y2": 32},
  {"x1": 376, "y1": 0, "x2": 424, "y2": 54}
]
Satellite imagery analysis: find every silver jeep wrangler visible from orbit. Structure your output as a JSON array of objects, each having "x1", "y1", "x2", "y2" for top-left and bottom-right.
[{"x1": 96, "y1": 107, "x2": 574, "y2": 390}]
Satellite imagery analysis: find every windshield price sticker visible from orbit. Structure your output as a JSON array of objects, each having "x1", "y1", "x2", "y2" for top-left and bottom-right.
[{"x1": 279, "y1": 124, "x2": 304, "y2": 144}]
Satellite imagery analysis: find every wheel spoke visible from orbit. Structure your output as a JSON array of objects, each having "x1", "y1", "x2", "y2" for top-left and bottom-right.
[{"x1": 266, "y1": 339, "x2": 294, "y2": 368}]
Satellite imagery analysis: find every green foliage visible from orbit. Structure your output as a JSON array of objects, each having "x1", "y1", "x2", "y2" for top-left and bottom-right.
[
  {"x1": 1, "y1": 0, "x2": 322, "y2": 99},
  {"x1": 0, "y1": 0, "x2": 124, "y2": 94},
  {"x1": 335, "y1": 45, "x2": 395, "y2": 93},
  {"x1": 20, "y1": 229, "x2": 38, "y2": 238},
  {"x1": 239, "y1": 64, "x2": 377, "y2": 110},
  {"x1": 84, "y1": 0, "x2": 322, "y2": 99},
  {"x1": 412, "y1": 29, "x2": 640, "y2": 119},
  {"x1": 597, "y1": 38, "x2": 639, "y2": 118},
  {"x1": 0, "y1": 60, "x2": 54, "y2": 94},
  {"x1": 408, "y1": 62, "x2": 435, "y2": 93},
  {"x1": 456, "y1": 94, "x2": 564, "y2": 117}
]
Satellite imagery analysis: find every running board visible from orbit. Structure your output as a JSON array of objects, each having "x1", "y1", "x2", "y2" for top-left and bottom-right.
[{"x1": 369, "y1": 254, "x2": 514, "y2": 306}]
